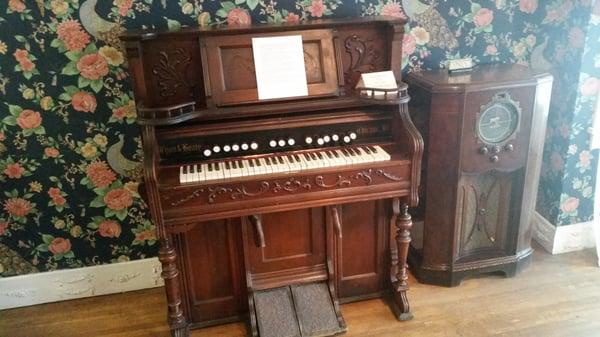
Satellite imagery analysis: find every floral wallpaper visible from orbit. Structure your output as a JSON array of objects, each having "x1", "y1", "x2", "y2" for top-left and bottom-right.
[{"x1": 0, "y1": 0, "x2": 596, "y2": 277}]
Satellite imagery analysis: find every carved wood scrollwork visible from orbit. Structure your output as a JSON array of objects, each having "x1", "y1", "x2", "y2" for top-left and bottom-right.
[
  {"x1": 166, "y1": 168, "x2": 403, "y2": 206},
  {"x1": 152, "y1": 48, "x2": 193, "y2": 97},
  {"x1": 344, "y1": 35, "x2": 380, "y2": 85}
]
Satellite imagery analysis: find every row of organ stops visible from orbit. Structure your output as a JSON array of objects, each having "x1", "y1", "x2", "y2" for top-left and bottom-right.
[{"x1": 201, "y1": 132, "x2": 359, "y2": 158}]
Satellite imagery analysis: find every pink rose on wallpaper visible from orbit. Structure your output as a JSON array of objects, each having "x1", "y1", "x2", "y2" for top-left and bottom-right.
[
  {"x1": 19, "y1": 59, "x2": 35, "y2": 72},
  {"x1": 519, "y1": 0, "x2": 538, "y2": 14},
  {"x1": 8, "y1": 0, "x2": 26, "y2": 13},
  {"x1": 560, "y1": 197, "x2": 580, "y2": 213},
  {"x1": 13, "y1": 49, "x2": 28, "y2": 63},
  {"x1": 4, "y1": 198, "x2": 32, "y2": 217},
  {"x1": 135, "y1": 230, "x2": 157, "y2": 242},
  {"x1": 49, "y1": 237, "x2": 71, "y2": 255},
  {"x1": 117, "y1": 0, "x2": 134, "y2": 16},
  {"x1": 44, "y1": 147, "x2": 60, "y2": 158},
  {"x1": 474, "y1": 8, "x2": 494, "y2": 28},
  {"x1": 569, "y1": 27, "x2": 585, "y2": 48},
  {"x1": 0, "y1": 221, "x2": 9, "y2": 236},
  {"x1": 550, "y1": 152, "x2": 564, "y2": 172},
  {"x1": 579, "y1": 150, "x2": 591, "y2": 169},
  {"x1": 48, "y1": 188, "x2": 66, "y2": 206},
  {"x1": 98, "y1": 220, "x2": 122, "y2": 238},
  {"x1": 104, "y1": 188, "x2": 134, "y2": 210},
  {"x1": 56, "y1": 20, "x2": 91, "y2": 52},
  {"x1": 4, "y1": 163, "x2": 25, "y2": 179},
  {"x1": 226, "y1": 8, "x2": 251, "y2": 25},
  {"x1": 86, "y1": 161, "x2": 117, "y2": 188},
  {"x1": 285, "y1": 13, "x2": 300, "y2": 23},
  {"x1": 71, "y1": 91, "x2": 97, "y2": 112},
  {"x1": 77, "y1": 54, "x2": 109, "y2": 80},
  {"x1": 402, "y1": 34, "x2": 416, "y2": 56},
  {"x1": 381, "y1": 2, "x2": 406, "y2": 18},
  {"x1": 309, "y1": 0, "x2": 325, "y2": 18},
  {"x1": 16, "y1": 109, "x2": 42, "y2": 130},
  {"x1": 485, "y1": 44, "x2": 498, "y2": 55},
  {"x1": 580, "y1": 77, "x2": 600, "y2": 96}
]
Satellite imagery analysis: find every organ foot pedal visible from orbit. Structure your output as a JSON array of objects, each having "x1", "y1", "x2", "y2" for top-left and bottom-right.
[{"x1": 252, "y1": 282, "x2": 346, "y2": 337}]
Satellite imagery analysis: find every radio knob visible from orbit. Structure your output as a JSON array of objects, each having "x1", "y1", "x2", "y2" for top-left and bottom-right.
[
  {"x1": 269, "y1": 140, "x2": 277, "y2": 148},
  {"x1": 343, "y1": 136, "x2": 351, "y2": 143},
  {"x1": 250, "y1": 142, "x2": 259, "y2": 150},
  {"x1": 317, "y1": 138, "x2": 325, "y2": 146},
  {"x1": 278, "y1": 139, "x2": 286, "y2": 147},
  {"x1": 287, "y1": 138, "x2": 295, "y2": 146},
  {"x1": 479, "y1": 146, "x2": 489, "y2": 155},
  {"x1": 203, "y1": 149, "x2": 212, "y2": 157},
  {"x1": 212, "y1": 145, "x2": 221, "y2": 153},
  {"x1": 504, "y1": 144, "x2": 514, "y2": 152},
  {"x1": 223, "y1": 145, "x2": 231, "y2": 152},
  {"x1": 241, "y1": 143, "x2": 249, "y2": 151},
  {"x1": 349, "y1": 132, "x2": 357, "y2": 140},
  {"x1": 492, "y1": 145, "x2": 502, "y2": 154},
  {"x1": 305, "y1": 137, "x2": 313, "y2": 145},
  {"x1": 490, "y1": 155, "x2": 499, "y2": 163},
  {"x1": 323, "y1": 135, "x2": 331, "y2": 143},
  {"x1": 332, "y1": 134, "x2": 339, "y2": 142}
]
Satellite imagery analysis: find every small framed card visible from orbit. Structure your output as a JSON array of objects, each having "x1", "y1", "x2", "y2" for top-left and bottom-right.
[{"x1": 355, "y1": 71, "x2": 398, "y2": 99}]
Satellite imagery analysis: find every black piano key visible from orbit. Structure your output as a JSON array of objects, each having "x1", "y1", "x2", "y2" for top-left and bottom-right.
[
  {"x1": 215, "y1": 163, "x2": 220, "y2": 171},
  {"x1": 289, "y1": 155, "x2": 296, "y2": 163},
  {"x1": 277, "y1": 156, "x2": 284, "y2": 164},
  {"x1": 316, "y1": 152, "x2": 323, "y2": 160},
  {"x1": 294, "y1": 154, "x2": 301, "y2": 162},
  {"x1": 233, "y1": 161, "x2": 238, "y2": 169},
  {"x1": 257, "y1": 159, "x2": 262, "y2": 166},
  {"x1": 239, "y1": 161, "x2": 245, "y2": 167},
  {"x1": 266, "y1": 157, "x2": 273, "y2": 165},
  {"x1": 208, "y1": 164, "x2": 213, "y2": 172},
  {"x1": 249, "y1": 159, "x2": 255, "y2": 167},
  {"x1": 225, "y1": 162, "x2": 231, "y2": 169}
]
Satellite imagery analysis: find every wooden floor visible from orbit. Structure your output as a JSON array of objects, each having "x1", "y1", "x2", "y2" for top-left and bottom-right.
[{"x1": 2, "y1": 245, "x2": 600, "y2": 337}]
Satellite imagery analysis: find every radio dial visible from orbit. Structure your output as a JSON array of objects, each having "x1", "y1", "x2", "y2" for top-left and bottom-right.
[
  {"x1": 343, "y1": 136, "x2": 351, "y2": 143},
  {"x1": 332, "y1": 134, "x2": 339, "y2": 141},
  {"x1": 278, "y1": 139, "x2": 286, "y2": 147},
  {"x1": 223, "y1": 145, "x2": 231, "y2": 152},
  {"x1": 349, "y1": 132, "x2": 357, "y2": 140},
  {"x1": 212, "y1": 146, "x2": 221, "y2": 153},
  {"x1": 203, "y1": 149, "x2": 212, "y2": 157},
  {"x1": 269, "y1": 140, "x2": 277, "y2": 148},
  {"x1": 232, "y1": 144, "x2": 240, "y2": 151},
  {"x1": 250, "y1": 142, "x2": 259, "y2": 150},
  {"x1": 305, "y1": 137, "x2": 313, "y2": 145},
  {"x1": 241, "y1": 143, "x2": 249, "y2": 151},
  {"x1": 317, "y1": 138, "x2": 325, "y2": 146},
  {"x1": 323, "y1": 135, "x2": 331, "y2": 143},
  {"x1": 287, "y1": 138, "x2": 295, "y2": 146}
]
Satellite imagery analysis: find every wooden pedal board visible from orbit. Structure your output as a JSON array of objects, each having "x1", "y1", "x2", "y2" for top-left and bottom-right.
[{"x1": 253, "y1": 282, "x2": 346, "y2": 337}]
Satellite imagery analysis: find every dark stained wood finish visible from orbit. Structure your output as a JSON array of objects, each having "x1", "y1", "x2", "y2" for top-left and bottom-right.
[
  {"x1": 405, "y1": 64, "x2": 553, "y2": 287},
  {"x1": 122, "y1": 17, "x2": 423, "y2": 337}
]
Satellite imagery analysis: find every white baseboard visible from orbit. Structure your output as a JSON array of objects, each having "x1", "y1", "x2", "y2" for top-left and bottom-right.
[
  {"x1": 0, "y1": 257, "x2": 163, "y2": 310},
  {"x1": 533, "y1": 211, "x2": 596, "y2": 254}
]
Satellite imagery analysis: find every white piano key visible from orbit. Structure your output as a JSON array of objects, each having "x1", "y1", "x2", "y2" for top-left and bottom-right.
[{"x1": 179, "y1": 166, "x2": 186, "y2": 183}]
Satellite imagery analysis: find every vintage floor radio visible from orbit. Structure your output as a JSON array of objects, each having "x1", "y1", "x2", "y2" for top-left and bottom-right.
[
  {"x1": 122, "y1": 17, "x2": 423, "y2": 337},
  {"x1": 406, "y1": 64, "x2": 552, "y2": 286}
]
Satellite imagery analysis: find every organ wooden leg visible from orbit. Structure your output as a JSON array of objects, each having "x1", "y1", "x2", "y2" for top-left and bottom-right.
[
  {"x1": 159, "y1": 238, "x2": 189, "y2": 337},
  {"x1": 390, "y1": 198, "x2": 414, "y2": 321}
]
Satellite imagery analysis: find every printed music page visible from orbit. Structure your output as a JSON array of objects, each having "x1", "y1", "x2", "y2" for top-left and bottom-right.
[{"x1": 252, "y1": 35, "x2": 308, "y2": 100}]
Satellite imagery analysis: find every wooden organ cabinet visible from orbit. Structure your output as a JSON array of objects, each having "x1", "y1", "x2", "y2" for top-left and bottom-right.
[
  {"x1": 405, "y1": 64, "x2": 552, "y2": 287},
  {"x1": 121, "y1": 17, "x2": 423, "y2": 337}
]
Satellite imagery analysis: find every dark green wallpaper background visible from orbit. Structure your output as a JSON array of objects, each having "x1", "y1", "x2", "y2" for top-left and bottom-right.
[{"x1": 0, "y1": 0, "x2": 597, "y2": 277}]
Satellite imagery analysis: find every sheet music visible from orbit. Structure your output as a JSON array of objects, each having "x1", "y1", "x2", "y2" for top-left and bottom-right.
[
  {"x1": 252, "y1": 35, "x2": 308, "y2": 100},
  {"x1": 356, "y1": 71, "x2": 397, "y2": 98}
]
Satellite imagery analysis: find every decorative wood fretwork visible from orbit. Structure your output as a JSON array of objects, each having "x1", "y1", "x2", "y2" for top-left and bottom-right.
[
  {"x1": 344, "y1": 35, "x2": 380, "y2": 85},
  {"x1": 152, "y1": 48, "x2": 193, "y2": 97},
  {"x1": 166, "y1": 168, "x2": 405, "y2": 206}
]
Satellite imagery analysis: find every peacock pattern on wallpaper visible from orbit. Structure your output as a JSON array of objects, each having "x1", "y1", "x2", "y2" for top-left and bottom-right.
[{"x1": 0, "y1": 0, "x2": 597, "y2": 276}]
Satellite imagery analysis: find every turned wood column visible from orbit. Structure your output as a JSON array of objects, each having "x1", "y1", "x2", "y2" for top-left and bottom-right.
[{"x1": 390, "y1": 197, "x2": 413, "y2": 321}]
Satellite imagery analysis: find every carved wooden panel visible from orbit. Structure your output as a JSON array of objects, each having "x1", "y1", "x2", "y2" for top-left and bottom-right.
[
  {"x1": 180, "y1": 219, "x2": 246, "y2": 324},
  {"x1": 456, "y1": 172, "x2": 513, "y2": 258},
  {"x1": 337, "y1": 27, "x2": 388, "y2": 91},
  {"x1": 203, "y1": 29, "x2": 339, "y2": 106},
  {"x1": 243, "y1": 208, "x2": 326, "y2": 274},
  {"x1": 335, "y1": 201, "x2": 387, "y2": 299},
  {"x1": 141, "y1": 39, "x2": 203, "y2": 108}
]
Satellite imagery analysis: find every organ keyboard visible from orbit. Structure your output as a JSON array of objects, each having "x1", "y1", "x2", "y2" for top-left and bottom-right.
[{"x1": 122, "y1": 17, "x2": 423, "y2": 337}]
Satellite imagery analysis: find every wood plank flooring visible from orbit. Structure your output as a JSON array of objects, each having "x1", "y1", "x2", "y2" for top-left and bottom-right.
[{"x1": 1, "y1": 245, "x2": 600, "y2": 337}]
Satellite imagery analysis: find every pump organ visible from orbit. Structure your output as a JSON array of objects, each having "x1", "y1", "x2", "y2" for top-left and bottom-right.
[{"x1": 122, "y1": 17, "x2": 423, "y2": 337}]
